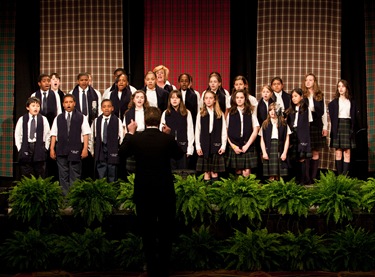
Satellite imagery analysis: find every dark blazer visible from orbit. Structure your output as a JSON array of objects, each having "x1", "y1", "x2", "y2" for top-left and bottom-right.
[{"x1": 257, "y1": 98, "x2": 274, "y2": 126}]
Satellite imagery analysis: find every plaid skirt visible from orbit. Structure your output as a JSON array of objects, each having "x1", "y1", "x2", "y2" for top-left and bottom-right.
[
  {"x1": 310, "y1": 124, "x2": 326, "y2": 150},
  {"x1": 263, "y1": 140, "x2": 288, "y2": 177},
  {"x1": 196, "y1": 153, "x2": 226, "y2": 173},
  {"x1": 331, "y1": 118, "x2": 356, "y2": 149},
  {"x1": 226, "y1": 145, "x2": 258, "y2": 169}
]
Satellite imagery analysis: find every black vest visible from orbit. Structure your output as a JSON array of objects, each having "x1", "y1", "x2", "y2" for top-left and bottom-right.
[
  {"x1": 200, "y1": 112, "x2": 223, "y2": 158},
  {"x1": 305, "y1": 97, "x2": 324, "y2": 129},
  {"x1": 263, "y1": 121, "x2": 287, "y2": 155},
  {"x1": 109, "y1": 86, "x2": 132, "y2": 119},
  {"x1": 35, "y1": 90, "x2": 57, "y2": 127},
  {"x1": 257, "y1": 98, "x2": 274, "y2": 126},
  {"x1": 287, "y1": 109, "x2": 311, "y2": 154},
  {"x1": 19, "y1": 114, "x2": 45, "y2": 162},
  {"x1": 165, "y1": 109, "x2": 188, "y2": 153},
  {"x1": 228, "y1": 111, "x2": 253, "y2": 149},
  {"x1": 72, "y1": 85, "x2": 99, "y2": 125},
  {"x1": 94, "y1": 115, "x2": 120, "y2": 164},
  {"x1": 56, "y1": 110, "x2": 84, "y2": 161},
  {"x1": 181, "y1": 88, "x2": 198, "y2": 126}
]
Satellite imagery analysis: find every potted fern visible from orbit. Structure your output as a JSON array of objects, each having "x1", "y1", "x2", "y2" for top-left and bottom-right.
[
  {"x1": 116, "y1": 174, "x2": 136, "y2": 214},
  {"x1": 7, "y1": 175, "x2": 63, "y2": 228},
  {"x1": 66, "y1": 178, "x2": 118, "y2": 226},
  {"x1": 113, "y1": 232, "x2": 144, "y2": 271},
  {"x1": 361, "y1": 177, "x2": 375, "y2": 212}
]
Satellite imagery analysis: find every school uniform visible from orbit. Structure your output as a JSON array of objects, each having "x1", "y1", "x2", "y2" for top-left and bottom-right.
[
  {"x1": 226, "y1": 109, "x2": 259, "y2": 170},
  {"x1": 90, "y1": 114, "x2": 123, "y2": 182},
  {"x1": 15, "y1": 113, "x2": 50, "y2": 178},
  {"x1": 160, "y1": 108, "x2": 194, "y2": 170},
  {"x1": 103, "y1": 83, "x2": 136, "y2": 98},
  {"x1": 180, "y1": 88, "x2": 199, "y2": 126},
  {"x1": 305, "y1": 95, "x2": 327, "y2": 150},
  {"x1": 50, "y1": 109, "x2": 91, "y2": 195},
  {"x1": 32, "y1": 89, "x2": 62, "y2": 127},
  {"x1": 104, "y1": 86, "x2": 132, "y2": 119},
  {"x1": 142, "y1": 85, "x2": 169, "y2": 111},
  {"x1": 195, "y1": 109, "x2": 227, "y2": 173},
  {"x1": 272, "y1": 90, "x2": 291, "y2": 117},
  {"x1": 259, "y1": 120, "x2": 291, "y2": 177},
  {"x1": 200, "y1": 88, "x2": 230, "y2": 114},
  {"x1": 257, "y1": 98, "x2": 275, "y2": 126},
  {"x1": 70, "y1": 85, "x2": 102, "y2": 125}
]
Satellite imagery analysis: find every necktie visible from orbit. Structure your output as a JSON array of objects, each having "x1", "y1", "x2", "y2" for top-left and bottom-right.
[
  {"x1": 103, "y1": 118, "x2": 108, "y2": 144},
  {"x1": 42, "y1": 92, "x2": 47, "y2": 112},
  {"x1": 82, "y1": 90, "x2": 88, "y2": 115},
  {"x1": 67, "y1": 112, "x2": 71, "y2": 135},
  {"x1": 30, "y1": 116, "x2": 36, "y2": 139}
]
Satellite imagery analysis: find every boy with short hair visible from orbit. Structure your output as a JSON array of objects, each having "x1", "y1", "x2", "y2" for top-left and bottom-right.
[
  {"x1": 14, "y1": 97, "x2": 51, "y2": 178},
  {"x1": 90, "y1": 99, "x2": 124, "y2": 182},
  {"x1": 50, "y1": 94, "x2": 91, "y2": 196}
]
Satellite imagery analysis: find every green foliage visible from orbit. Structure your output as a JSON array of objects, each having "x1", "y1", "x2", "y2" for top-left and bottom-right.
[
  {"x1": 56, "y1": 227, "x2": 112, "y2": 271},
  {"x1": 116, "y1": 174, "x2": 136, "y2": 213},
  {"x1": 329, "y1": 225, "x2": 375, "y2": 271},
  {"x1": 280, "y1": 229, "x2": 329, "y2": 271},
  {"x1": 113, "y1": 232, "x2": 144, "y2": 270},
  {"x1": 8, "y1": 175, "x2": 63, "y2": 227},
  {"x1": 224, "y1": 228, "x2": 281, "y2": 271},
  {"x1": 361, "y1": 177, "x2": 375, "y2": 212},
  {"x1": 0, "y1": 228, "x2": 58, "y2": 272},
  {"x1": 310, "y1": 171, "x2": 363, "y2": 224},
  {"x1": 172, "y1": 225, "x2": 224, "y2": 271},
  {"x1": 174, "y1": 174, "x2": 212, "y2": 225},
  {"x1": 262, "y1": 178, "x2": 310, "y2": 217},
  {"x1": 67, "y1": 178, "x2": 117, "y2": 226},
  {"x1": 211, "y1": 174, "x2": 265, "y2": 222}
]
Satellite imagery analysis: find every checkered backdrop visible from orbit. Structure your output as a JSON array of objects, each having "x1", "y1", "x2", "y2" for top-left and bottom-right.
[
  {"x1": 0, "y1": 2, "x2": 16, "y2": 177},
  {"x1": 365, "y1": 0, "x2": 375, "y2": 172},
  {"x1": 40, "y1": 0, "x2": 124, "y2": 94},
  {"x1": 144, "y1": 0, "x2": 231, "y2": 94},
  {"x1": 256, "y1": 0, "x2": 341, "y2": 171}
]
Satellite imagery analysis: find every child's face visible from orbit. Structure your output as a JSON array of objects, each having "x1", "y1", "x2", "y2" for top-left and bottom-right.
[
  {"x1": 262, "y1": 87, "x2": 272, "y2": 101},
  {"x1": 234, "y1": 80, "x2": 246, "y2": 91},
  {"x1": 27, "y1": 102, "x2": 40, "y2": 116},
  {"x1": 179, "y1": 75, "x2": 190, "y2": 90},
  {"x1": 291, "y1": 91, "x2": 303, "y2": 106},
  {"x1": 63, "y1": 96, "x2": 76, "y2": 112},
  {"x1": 269, "y1": 108, "x2": 276, "y2": 118},
  {"x1": 145, "y1": 73, "x2": 156, "y2": 89},
  {"x1": 305, "y1": 75, "x2": 315, "y2": 90},
  {"x1": 50, "y1": 75, "x2": 60, "y2": 91},
  {"x1": 117, "y1": 75, "x2": 129, "y2": 91},
  {"x1": 170, "y1": 93, "x2": 181, "y2": 108},
  {"x1": 101, "y1": 101, "x2": 114, "y2": 116},
  {"x1": 204, "y1": 92, "x2": 215, "y2": 108},
  {"x1": 271, "y1": 80, "x2": 283, "y2": 93},
  {"x1": 38, "y1": 77, "x2": 51, "y2": 92},
  {"x1": 338, "y1": 82, "x2": 346, "y2": 96},
  {"x1": 235, "y1": 92, "x2": 245, "y2": 107},
  {"x1": 209, "y1": 77, "x2": 220, "y2": 91},
  {"x1": 155, "y1": 70, "x2": 166, "y2": 83},
  {"x1": 77, "y1": 75, "x2": 89, "y2": 89},
  {"x1": 133, "y1": 92, "x2": 145, "y2": 108}
]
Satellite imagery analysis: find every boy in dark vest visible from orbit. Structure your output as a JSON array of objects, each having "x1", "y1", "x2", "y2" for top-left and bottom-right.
[
  {"x1": 89, "y1": 99, "x2": 123, "y2": 182},
  {"x1": 15, "y1": 97, "x2": 51, "y2": 178},
  {"x1": 50, "y1": 94, "x2": 91, "y2": 196}
]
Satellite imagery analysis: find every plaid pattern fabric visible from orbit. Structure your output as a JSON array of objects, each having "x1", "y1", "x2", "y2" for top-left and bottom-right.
[
  {"x1": 365, "y1": 0, "x2": 375, "y2": 171},
  {"x1": 40, "y1": 0, "x2": 124, "y2": 94},
  {"x1": 256, "y1": 0, "x2": 341, "y2": 171},
  {"x1": 0, "y1": 2, "x2": 15, "y2": 177},
  {"x1": 144, "y1": 0, "x2": 231, "y2": 94},
  {"x1": 262, "y1": 140, "x2": 288, "y2": 177}
]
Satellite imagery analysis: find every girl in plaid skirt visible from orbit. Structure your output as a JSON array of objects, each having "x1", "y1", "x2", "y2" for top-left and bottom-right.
[
  {"x1": 302, "y1": 73, "x2": 328, "y2": 182},
  {"x1": 195, "y1": 90, "x2": 227, "y2": 183},
  {"x1": 328, "y1": 80, "x2": 357, "y2": 175},
  {"x1": 286, "y1": 88, "x2": 313, "y2": 185},
  {"x1": 226, "y1": 90, "x2": 260, "y2": 177},
  {"x1": 260, "y1": 103, "x2": 291, "y2": 180}
]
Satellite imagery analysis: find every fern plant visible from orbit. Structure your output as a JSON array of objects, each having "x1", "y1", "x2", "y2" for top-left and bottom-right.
[
  {"x1": 310, "y1": 170, "x2": 364, "y2": 224},
  {"x1": 116, "y1": 174, "x2": 136, "y2": 213},
  {"x1": 280, "y1": 229, "x2": 329, "y2": 271},
  {"x1": 56, "y1": 227, "x2": 112, "y2": 271},
  {"x1": 224, "y1": 228, "x2": 281, "y2": 271},
  {"x1": 7, "y1": 175, "x2": 63, "y2": 228},
  {"x1": 361, "y1": 177, "x2": 375, "y2": 212},
  {"x1": 210, "y1": 174, "x2": 265, "y2": 222},
  {"x1": 262, "y1": 178, "x2": 310, "y2": 217},
  {"x1": 113, "y1": 232, "x2": 144, "y2": 271},
  {"x1": 329, "y1": 225, "x2": 375, "y2": 271},
  {"x1": 0, "y1": 228, "x2": 58, "y2": 272},
  {"x1": 174, "y1": 173, "x2": 212, "y2": 225},
  {"x1": 66, "y1": 178, "x2": 118, "y2": 226},
  {"x1": 172, "y1": 225, "x2": 224, "y2": 271}
]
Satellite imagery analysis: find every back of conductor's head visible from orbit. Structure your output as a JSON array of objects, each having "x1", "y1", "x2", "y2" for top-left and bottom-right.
[{"x1": 145, "y1": 106, "x2": 161, "y2": 127}]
